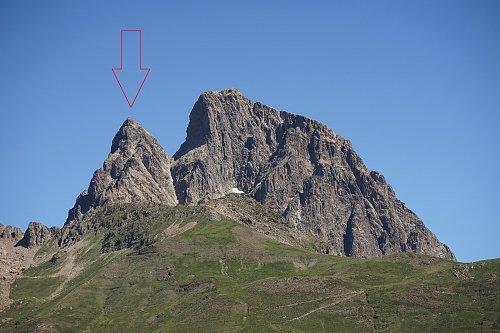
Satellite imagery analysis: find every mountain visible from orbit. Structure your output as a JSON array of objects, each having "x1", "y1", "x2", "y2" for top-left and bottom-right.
[
  {"x1": 3, "y1": 89, "x2": 494, "y2": 332},
  {"x1": 13, "y1": 88, "x2": 453, "y2": 259},
  {"x1": 67, "y1": 117, "x2": 178, "y2": 221},
  {"x1": 60, "y1": 118, "x2": 177, "y2": 246},
  {"x1": 172, "y1": 89, "x2": 453, "y2": 259},
  {"x1": 58, "y1": 89, "x2": 452, "y2": 259}
]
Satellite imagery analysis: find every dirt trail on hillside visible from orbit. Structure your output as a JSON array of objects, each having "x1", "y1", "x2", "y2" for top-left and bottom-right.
[{"x1": 288, "y1": 290, "x2": 364, "y2": 322}]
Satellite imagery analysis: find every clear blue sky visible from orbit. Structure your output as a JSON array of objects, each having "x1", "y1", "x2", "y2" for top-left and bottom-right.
[{"x1": 1, "y1": 1, "x2": 498, "y2": 262}]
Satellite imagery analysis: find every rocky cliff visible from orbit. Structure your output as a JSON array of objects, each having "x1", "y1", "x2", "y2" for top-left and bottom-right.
[
  {"x1": 0, "y1": 222, "x2": 54, "y2": 310},
  {"x1": 172, "y1": 89, "x2": 454, "y2": 259},
  {"x1": 57, "y1": 89, "x2": 453, "y2": 259},
  {"x1": 60, "y1": 118, "x2": 177, "y2": 245},
  {"x1": 66, "y1": 118, "x2": 177, "y2": 222},
  {"x1": 15, "y1": 222, "x2": 60, "y2": 249},
  {"x1": 0, "y1": 225, "x2": 23, "y2": 243}
]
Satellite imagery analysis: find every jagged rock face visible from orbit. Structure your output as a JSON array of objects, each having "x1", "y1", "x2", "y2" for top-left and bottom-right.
[
  {"x1": 0, "y1": 225, "x2": 24, "y2": 243},
  {"x1": 173, "y1": 89, "x2": 454, "y2": 259},
  {"x1": 173, "y1": 89, "x2": 284, "y2": 204},
  {"x1": 61, "y1": 118, "x2": 177, "y2": 246},
  {"x1": 15, "y1": 222, "x2": 59, "y2": 248},
  {"x1": 66, "y1": 118, "x2": 177, "y2": 224}
]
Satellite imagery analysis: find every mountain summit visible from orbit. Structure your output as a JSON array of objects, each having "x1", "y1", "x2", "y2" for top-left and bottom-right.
[
  {"x1": 173, "y1": 89, "x2": 454, "y2": 259},
  {"x1": 60, "y1": 89, "x2": 453, "y2": 259},
  {"x1": 68, "y1": 118, "x2": 177, "y2": 223},
  {"x1": 61, "y1": 118, "x2": 177, "y2": 245},
  {"x1": 7, "y1": 90, "x2": 496, "y2": 332}
]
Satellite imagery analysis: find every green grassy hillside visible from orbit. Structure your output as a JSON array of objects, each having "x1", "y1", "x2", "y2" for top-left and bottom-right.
[{"x1": 1, "y1": 198, "x2": 498, "y2": 332}]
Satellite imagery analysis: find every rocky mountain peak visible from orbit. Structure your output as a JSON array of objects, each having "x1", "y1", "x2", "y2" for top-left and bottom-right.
[
  {"x1": 110, "y1": 117, "x2": 144, "y2": 153},
  {"x1": 174, "y1": 88, "x2": 248, "y2": 159},
  {"x1": 64, "y1": 118, "x2": 177, "y2": 228},
  {"x1": 172, "y1": 89, "x2": 455, "y2": 259},
  {"x1": 58, "y1": 90, "x2": 453, "y2": 259}
]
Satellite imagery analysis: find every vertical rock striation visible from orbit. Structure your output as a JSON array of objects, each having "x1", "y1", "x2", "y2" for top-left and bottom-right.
[
  {"x1": 172, "y1": 89, "x2": 454, "y2": 259},
  {"x1": 61, "y1": 118, "x2": 177, "y2": 245}
]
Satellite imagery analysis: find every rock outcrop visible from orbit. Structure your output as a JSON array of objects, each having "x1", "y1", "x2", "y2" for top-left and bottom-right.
[
  {"x1": 0, "y1": 225, "x2": 23, "y2": 243},
  {"x1": 57, "y1": 90, "x2": 454, "y2": 259},
  {"x1": 15, "y1": 222, "x2": 59, "y2": 248},
  {"x1": 60, "y1": 118, "x2": 177, "y2": 246},
  {"x1": 66, "y1": 118, "x2": 177, "y2": 223},
  {"x1": 0, "y1": 223, "x2": 56, "y2": 310},
  {"x1": 0, "y1": 226, "x2": 33, "y2": 311},
  {"x1": 172, "y1": 89, "x2": 454, "y2": 259}
]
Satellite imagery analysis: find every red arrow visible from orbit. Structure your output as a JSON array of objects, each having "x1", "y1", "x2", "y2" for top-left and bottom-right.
[{"x1": 112, "y1": 30, "x2": 151, "y2": 108}]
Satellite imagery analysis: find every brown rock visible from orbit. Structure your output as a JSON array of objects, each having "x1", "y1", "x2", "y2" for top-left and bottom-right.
[{"x1": 0, "y1": 225, "x2": 24, "y2": 243}]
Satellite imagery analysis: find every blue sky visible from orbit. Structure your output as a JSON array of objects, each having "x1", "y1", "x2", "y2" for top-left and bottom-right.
[{"x1": 0, "y1": 1, "x2": 498, "y2": 262}]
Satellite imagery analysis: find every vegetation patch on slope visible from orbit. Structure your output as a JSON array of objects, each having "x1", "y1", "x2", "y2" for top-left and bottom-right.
[{"x1": 0, "y1": 200, "x2": 498, "y2": 332}]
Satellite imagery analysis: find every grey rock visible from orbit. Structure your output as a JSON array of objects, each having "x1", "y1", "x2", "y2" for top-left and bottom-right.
[
  {"x1": 172, "y1": 89, "x2": 455, "y2": 259},
  {"x1": 16, "y1": 222, "x2": 59, "y2": 248},
  {"x1": 66, "y1": 118, "x2": 177, "y2": 222},
  {"x1": 60, "y1": 118, "x2": 177, "y2": 246}
]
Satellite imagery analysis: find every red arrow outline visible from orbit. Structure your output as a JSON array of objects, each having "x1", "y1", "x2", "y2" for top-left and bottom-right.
[{"x1": 112, "y1": 30, "x2": 151, "y2": 108}]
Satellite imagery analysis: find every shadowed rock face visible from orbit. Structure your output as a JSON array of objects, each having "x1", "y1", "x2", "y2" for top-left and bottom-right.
[
  {"x1": 172, "y1": 89, "x2": 455, "y2": 259},
  {"x1": 61, "y1": 118, "x2": 177, "y2": 245}
]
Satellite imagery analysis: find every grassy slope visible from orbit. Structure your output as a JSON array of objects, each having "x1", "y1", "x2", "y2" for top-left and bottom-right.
[{"x1": 0, "y1": 200, "x2": 498, "y2": 333}]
